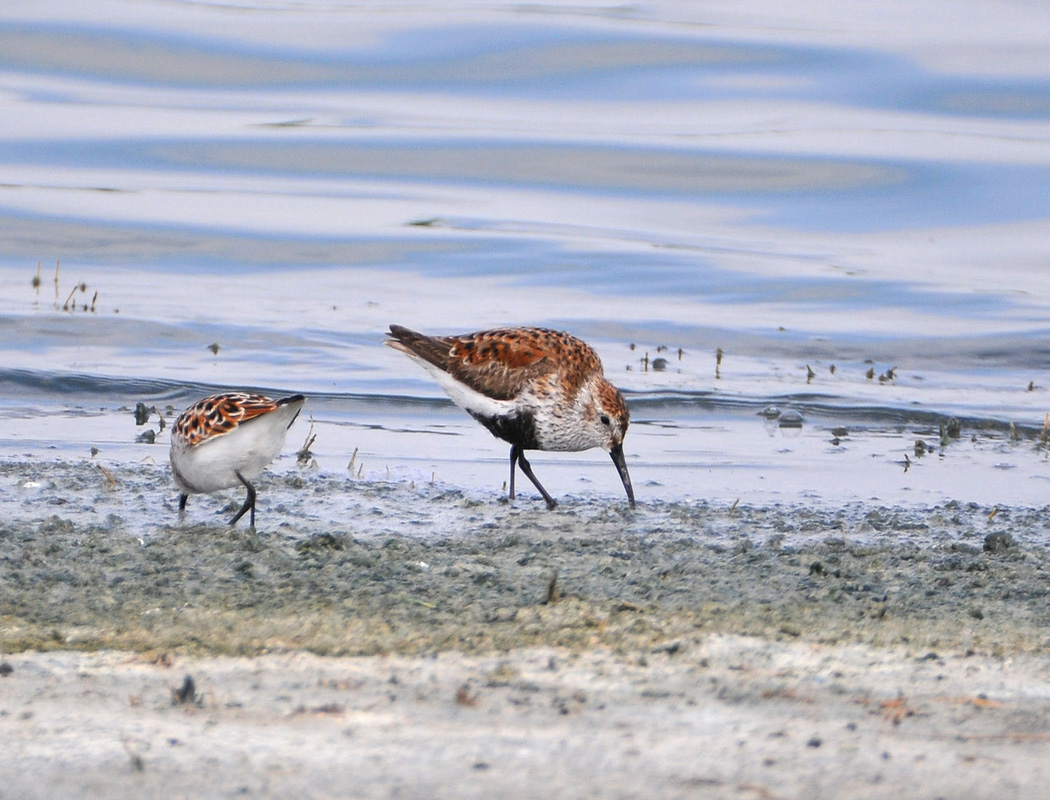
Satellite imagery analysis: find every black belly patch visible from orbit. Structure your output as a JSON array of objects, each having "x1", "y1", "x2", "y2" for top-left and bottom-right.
[{"x1": 471, "y1": 410, "x2": 540, "y2": 449}]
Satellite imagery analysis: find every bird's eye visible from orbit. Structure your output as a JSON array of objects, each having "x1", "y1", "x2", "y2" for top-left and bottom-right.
[{"x1": 600, "y1": 414, "x2": 611, "y2": 426}]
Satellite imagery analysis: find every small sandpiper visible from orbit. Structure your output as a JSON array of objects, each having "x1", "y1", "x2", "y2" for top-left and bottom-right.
[
  {"x1": 386, "y1": 324, "x2": 635, "y2": 509},
  {"x1": 170, "y1": 392, "x2": 305, "y2": 526}
]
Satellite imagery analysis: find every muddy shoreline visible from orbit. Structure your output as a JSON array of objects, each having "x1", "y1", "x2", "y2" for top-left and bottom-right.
[
  {"x1": 3, "y1": 461, "x2": 1050, "y2": 798},
  {"x1": 2, "y1": 460, "x2": 1049, "y2": 658}
]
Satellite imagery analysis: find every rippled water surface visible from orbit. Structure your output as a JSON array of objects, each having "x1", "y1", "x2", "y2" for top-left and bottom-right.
[{"x1": 3, "y1": 0, "x2": 1050, "y2": 529}]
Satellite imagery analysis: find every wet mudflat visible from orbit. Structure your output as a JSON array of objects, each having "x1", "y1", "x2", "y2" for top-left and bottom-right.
[
  {"x1": 2, "y1": 460, "x2": 1050, "y2": 658},
  {"x1": 3, "y1": 462, "x2": 1050, "y2": 798}
]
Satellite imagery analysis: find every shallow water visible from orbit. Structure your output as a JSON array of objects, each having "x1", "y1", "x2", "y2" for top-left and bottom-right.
[{"x1": 2, "y1": 0, "x2": 1050, "y2": 530}]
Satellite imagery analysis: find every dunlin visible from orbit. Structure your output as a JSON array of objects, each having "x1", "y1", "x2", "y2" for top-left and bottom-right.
[
  {"x1": 386, "y1": 325, "x2": 635, "y2": 508},
  {"x1": 170, "y1": 392, "x2": 305, "y2": 526}
]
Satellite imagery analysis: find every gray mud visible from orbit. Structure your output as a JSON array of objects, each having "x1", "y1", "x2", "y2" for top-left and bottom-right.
[
  {"x1": 2, "y1": 459, "x2": 1049, "y2": 659},
  {"x1": 4, "y1": 459, "x2": 1050, "y2": 799}
]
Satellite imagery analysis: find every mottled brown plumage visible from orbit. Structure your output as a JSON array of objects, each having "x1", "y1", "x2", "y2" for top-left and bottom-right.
[
  {"x1": 173, "y1": 393, "x2": 283, "y2": 447},
  {"x1": 170, "y1": 392, "x2": 305, "y2": 526},
  {"x1": 387, "y1": 324, "x2": 634, "y2": 508}
]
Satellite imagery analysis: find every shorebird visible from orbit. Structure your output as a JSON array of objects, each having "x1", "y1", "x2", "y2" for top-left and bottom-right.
[
  {"x1": 170, "y1": 392, "x2": 305, "y2": 526},
  {"x1": 386, "y1": 324, "x2": 635, "y2": 509}
]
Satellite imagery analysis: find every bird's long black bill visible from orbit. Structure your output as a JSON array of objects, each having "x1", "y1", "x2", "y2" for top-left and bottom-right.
[{"x1": 610, "y1": 443, "x2": 636, "y2": 508}]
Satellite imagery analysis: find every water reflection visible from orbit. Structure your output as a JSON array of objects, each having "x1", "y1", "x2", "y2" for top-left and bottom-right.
[{"x1": 1, "y1": 4, "x2": 1049, "y2": 508}]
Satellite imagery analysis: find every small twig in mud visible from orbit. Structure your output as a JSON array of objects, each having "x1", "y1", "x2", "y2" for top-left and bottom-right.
[
  {"x1": 297, "y1": 417, "x2": 317, "y2": 466},
  {"x1": 291, "y1": 703, "x2": 345, "y2": 717},
  {"x1": 734, "y1": 783, "x2": 776, "y2": 800},
  {"x1": 544, "y1": 571, "x2": 560, "y2": 604},
  {"x1": 62, "y1": 282, "x2": 87, "y2": 312},
  {"x1": 879, "y1": 695, "x2": 918, "y2": 725},
  {"x1": 97, "y1": 463, "x2": 116, "y2": 487},
  {"x1": 347, "y1": 446, "x2": 359, "y2": 473}
]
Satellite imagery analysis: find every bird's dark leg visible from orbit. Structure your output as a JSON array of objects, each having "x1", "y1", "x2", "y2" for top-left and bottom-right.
[
  {"x1": 515, "y1": 449, "x2": 557, "y2": 510},
  {"x1": 229, "y1": 470, "x2": 256, "y2": 527},
  {"x1": 508, "y1": 445, "x2": 518, "y2": 499},
  {"x1": 178, "y1": 494, "x2": 188, "y2": 516}
]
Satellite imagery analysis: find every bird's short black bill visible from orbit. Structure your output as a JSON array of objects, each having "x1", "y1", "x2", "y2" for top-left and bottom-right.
[{"x1": 610, "y1": 443, "x2": 636, "y2": 508}]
